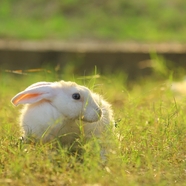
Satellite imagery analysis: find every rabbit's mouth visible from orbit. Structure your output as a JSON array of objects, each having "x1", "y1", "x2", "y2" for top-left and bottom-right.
[
  {"x1": 81, "y1": 108, "x2": 102, "y2": 123},
  {"x1": 81, "y1": 116, "x2": 100, "y2": 123}
]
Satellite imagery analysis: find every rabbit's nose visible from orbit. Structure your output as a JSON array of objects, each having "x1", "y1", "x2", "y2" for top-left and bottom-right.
[{"x1": 96, "y1": 107, "x2": 102, "y2": 117}]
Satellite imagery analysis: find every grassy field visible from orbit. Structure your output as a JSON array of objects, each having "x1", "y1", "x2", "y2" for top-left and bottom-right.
[
  {"x1": 1, "y1": 62, "x2": 186, "y2": 186},
  {"x1": 0, "y1": 0, "x2": 186, "y2": 42}
]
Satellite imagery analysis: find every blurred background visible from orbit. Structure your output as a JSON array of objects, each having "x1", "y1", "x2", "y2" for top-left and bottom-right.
[{"x1": 0, "y1": 0, "x2": 186, "y2": 78}]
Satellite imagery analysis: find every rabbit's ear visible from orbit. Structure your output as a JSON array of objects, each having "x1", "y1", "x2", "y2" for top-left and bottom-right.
[
  {"x1": 25, "y1": 82, "x2": 53, "y2": 90},
  {"x1": 11, "y1": 84, "x2": 55, "y2": 106}
]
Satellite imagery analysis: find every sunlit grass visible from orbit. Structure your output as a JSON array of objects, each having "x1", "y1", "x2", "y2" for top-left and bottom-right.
[
  {"x1": 0, "y1": 0, "x2": 186, "y2": 42},
  {"x1": 1, "y1": 63, "x2": 186, "y2": 185}
]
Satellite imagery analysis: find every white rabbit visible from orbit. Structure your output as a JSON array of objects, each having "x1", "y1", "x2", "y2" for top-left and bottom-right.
[{"x1": 11, "y1": 80, "x2": 114, "y2": 150}]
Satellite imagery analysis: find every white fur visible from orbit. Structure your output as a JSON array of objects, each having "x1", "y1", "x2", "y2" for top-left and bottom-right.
[{"x1": 11, "y1": 80, "x2": 114, "y2": 147}]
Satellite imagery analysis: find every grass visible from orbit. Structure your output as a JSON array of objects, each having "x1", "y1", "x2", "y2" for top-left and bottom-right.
[
  {"x1": 0, "y1": 0, "x2": 186, "y2": 42},
  {"x1": 1, "y1": 63, "x2": 186, "y2": 186}
]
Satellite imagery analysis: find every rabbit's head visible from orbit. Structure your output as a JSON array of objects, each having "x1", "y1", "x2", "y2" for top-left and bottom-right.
[{"x1": 11, "y1": 81, "x2": 102, "y2": 122}]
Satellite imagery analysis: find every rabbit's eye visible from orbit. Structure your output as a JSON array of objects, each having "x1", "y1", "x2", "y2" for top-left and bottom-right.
[{"x1": 72, "y1": 93, "x2": 81, "y2": 100}]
